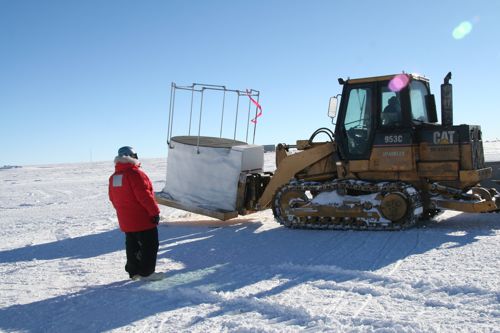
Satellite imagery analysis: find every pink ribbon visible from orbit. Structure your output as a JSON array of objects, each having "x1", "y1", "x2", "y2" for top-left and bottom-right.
[{"x1": 246, "y1": 89, "x2": 263, "y2": 124}]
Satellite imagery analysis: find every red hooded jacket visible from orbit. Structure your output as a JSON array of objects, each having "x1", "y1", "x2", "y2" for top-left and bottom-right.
[{"x1": 109, "y1": 157, "x2": 160, "y2": 232}]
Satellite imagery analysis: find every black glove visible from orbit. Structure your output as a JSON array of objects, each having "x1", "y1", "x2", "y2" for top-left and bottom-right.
[{"x1": 152, "y1": 215, "x2": 160, "y2": 225}]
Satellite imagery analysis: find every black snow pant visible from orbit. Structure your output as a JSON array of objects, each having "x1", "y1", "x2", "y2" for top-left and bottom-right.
[{"x1": 124, "y1": 227, "x2": 159, "y2": 278}]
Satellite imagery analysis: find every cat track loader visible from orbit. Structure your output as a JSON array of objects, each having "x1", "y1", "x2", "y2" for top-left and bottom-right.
[{"x1": 156, "y1": 74, "x2": 499, "y2": 230}]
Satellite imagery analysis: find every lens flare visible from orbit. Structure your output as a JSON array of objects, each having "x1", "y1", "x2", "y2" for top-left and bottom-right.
[
  {"x1": 388, "y1": 74, "x2": 410, "y2": 92},
  {"x1": 453, "y1": 21, "x2": 473, "y2": 39}
]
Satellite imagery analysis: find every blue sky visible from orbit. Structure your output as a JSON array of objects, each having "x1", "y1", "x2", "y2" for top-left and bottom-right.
[{"x1": 1, "y1": 0, "x2": 499, "y2": 165}]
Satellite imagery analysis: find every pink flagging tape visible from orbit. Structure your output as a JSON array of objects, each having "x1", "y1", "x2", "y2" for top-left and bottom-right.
[{"x1": 246, "y1": 89, "x2": 263, "y2": 124}]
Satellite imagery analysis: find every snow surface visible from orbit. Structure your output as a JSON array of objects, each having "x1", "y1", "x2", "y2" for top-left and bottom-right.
[{"x1": 0, "y1": 145, "x2": 499, "y2": 332}]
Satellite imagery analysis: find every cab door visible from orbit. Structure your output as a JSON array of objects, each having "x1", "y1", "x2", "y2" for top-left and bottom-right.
[
  {"x1": 369, "y1": 80, "x2": 415, "y2": 172},
  {"x1": 336, "y1": 84, "x2": 375, "y2": 160}
]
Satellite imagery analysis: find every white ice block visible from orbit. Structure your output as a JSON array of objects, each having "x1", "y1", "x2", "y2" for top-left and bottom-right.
[{"x1": 162, "y1": 136, "x2": 264, "y2": 212}]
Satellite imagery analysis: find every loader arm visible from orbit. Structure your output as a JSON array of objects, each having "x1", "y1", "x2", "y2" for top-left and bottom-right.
[{"x1": 257, "y1": 142, "x2": 336, "y2": 209}]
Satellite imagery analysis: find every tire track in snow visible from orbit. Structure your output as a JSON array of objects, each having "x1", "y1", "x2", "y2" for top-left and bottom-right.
[
  {"x1": 351, "y1": 230, "x2": 420, "y2": 318},
  {"x1": 285, "y1": 231, "x2": 366, "y2": 318},
  {"x1": 352, "y1": 233, "x2": 395, "y2": 317},
  {"x1": 306, "y1": 225, "x2": 499, "y2": 326}
]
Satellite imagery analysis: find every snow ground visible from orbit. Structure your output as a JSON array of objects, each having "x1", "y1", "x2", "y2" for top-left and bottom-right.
[{"x1": 0, "y1": 146, "x2": 499, "y2": 333}]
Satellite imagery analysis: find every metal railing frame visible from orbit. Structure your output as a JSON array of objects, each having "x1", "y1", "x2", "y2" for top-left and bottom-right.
[{"x1": 166, "y1": 82, "x2": 261, "y2": 153}]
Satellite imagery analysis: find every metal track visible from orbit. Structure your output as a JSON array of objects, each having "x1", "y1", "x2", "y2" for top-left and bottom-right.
[{"x1": 272, "y1": 179, "x2": 423, "y2": 231}]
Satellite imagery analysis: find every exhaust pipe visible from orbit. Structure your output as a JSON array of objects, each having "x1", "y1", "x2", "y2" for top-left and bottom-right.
[{"x1": 441, "y1": 72, "x2": 453, "y2": 126}]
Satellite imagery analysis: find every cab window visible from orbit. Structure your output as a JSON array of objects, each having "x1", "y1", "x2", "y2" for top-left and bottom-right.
[
  {"x1": 410, "y1": 81, "x2": 429, "y2": 123},
  {"x1": 380, "y1": 86, "x2": 402, "y2": 127},
  {"x1": 342, "y1": 87, "x2": 372, "y2": 156}
]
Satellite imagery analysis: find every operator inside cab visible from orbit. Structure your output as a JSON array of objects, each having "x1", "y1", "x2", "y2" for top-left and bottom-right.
[{"x1": 381, "y1": 96, "x2": 402, "y2": 127}]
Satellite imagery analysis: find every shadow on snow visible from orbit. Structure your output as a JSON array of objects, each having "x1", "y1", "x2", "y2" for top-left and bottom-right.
[
  {"x1": 0, "y1": 229, "x2": 123, "y2": 263},
  {"x1": 0, "y1": 213, "x2": 497, "y2": 332}
]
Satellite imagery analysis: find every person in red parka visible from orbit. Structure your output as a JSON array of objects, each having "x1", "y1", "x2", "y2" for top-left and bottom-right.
[{"x1": 109, "y1": 146, "x2": 162, "y2": 280}]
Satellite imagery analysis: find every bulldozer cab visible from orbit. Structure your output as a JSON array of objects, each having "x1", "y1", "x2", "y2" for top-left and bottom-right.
[{"x1": 334, "y1": 74, "x2": 436, "y2": 161}]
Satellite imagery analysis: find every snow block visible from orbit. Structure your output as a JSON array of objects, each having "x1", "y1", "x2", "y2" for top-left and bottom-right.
[{"x1": 160, "y1": 136, "x2": 264, "y2": 213}]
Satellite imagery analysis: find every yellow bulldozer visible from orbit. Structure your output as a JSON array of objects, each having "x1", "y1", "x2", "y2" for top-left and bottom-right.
[{"x1": 156, "y1": 73, "x2": 499, "y2": 230}]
